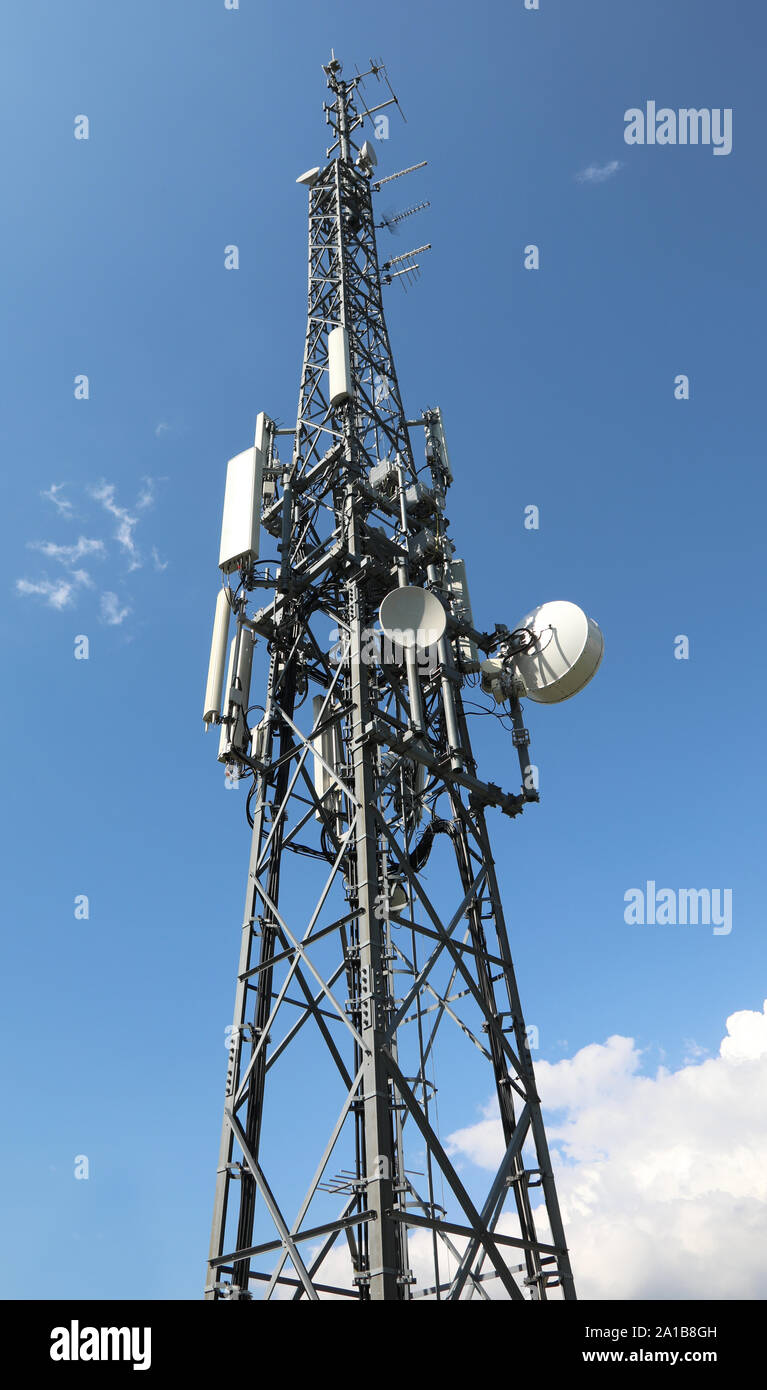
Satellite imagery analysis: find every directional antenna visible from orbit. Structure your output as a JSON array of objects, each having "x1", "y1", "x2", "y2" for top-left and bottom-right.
[
  {"x1": 296, "y1": 166, "x2": 321, "y2": 188},
  {"x1": 325, "y1": 53, "x2": 405, "y2": 161},
  {"x1": 379, "y1": 586, "x2": 447, "y2": 652},
  {"x1": 382, "y1": 245, "x2": 431, "y2": 271},
  {"x1": 372, "y1": 161, "x2": 428, "y2": 192},
  {"x1": 381, "y1": 244, "x2": 431, "y2": 289},
  {"x1": 378, "y1": 200, "x2": 430, "y2": 233},
  {"x1": 508, "y1": 601, "x2": 603, "y2": 704}
]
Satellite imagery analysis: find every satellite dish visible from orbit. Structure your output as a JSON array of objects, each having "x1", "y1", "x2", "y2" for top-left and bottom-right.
[
  {"x1": 296, "y1": 167, "x2": 321, "y2": 188},
  {"x1": 379, "y1": 586, "x2": 446, "y2": 652},
  {"x1": 508, "y1": 601, "x2": 603, "y2": 704}
]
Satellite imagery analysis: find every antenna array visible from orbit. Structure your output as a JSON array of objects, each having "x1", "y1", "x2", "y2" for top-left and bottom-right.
[{"x1": 202, "y1": 54, "x2": 600, "y2": 1303}]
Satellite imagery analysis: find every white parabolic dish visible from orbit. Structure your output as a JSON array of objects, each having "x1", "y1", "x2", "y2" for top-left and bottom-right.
[
  {"x1": 379, "y1": 586, "x2": 447, "y2": 651},
  {"x1": 510, "y1": 600, "x2": 603, "y2": 704}
]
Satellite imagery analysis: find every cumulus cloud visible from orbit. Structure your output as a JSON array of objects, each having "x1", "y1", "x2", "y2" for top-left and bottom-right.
[
  {"x1": 447, "y1": 1001, "x2": 767, "y2": 1299},
  {"x1": 575, "y1": 159, "x2": 623, "y2": 184},
  {"x1": 227, "y1": 1005, "x2": 767, "y2": 1301},
  {"x1": 100, "y1": 591, "x2": 131, "y2": 626}
]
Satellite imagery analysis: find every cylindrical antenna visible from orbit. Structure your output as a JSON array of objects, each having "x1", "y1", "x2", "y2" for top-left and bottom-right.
[
  {"x1": 395, "y1": 458, "x2": 426, "y2": 734},
  {"x1": 427, "y1": 560, "x2": 464, "y2": 771},
  {"x1": 203, "y1": 588, "x2": 232, "y2": 726}
]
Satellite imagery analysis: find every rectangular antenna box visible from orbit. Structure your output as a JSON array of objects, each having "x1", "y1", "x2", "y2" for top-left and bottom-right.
[
  {"x1": 218, "y1": 413, "x2": 269, "y2": 572},
  {"x1": 328, "y1": 326, "x2": 352, "y2": 406}
]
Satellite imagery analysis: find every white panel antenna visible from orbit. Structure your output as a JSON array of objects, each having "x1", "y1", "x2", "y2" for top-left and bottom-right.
[
  {"x1": 311, "y1": 696, "x2": 344, "y2": 819},
  {"x1": 328, "y1": 326, "x2": 352, "y2": 406},
  {"x1": 218, "y1": 413, "x2": 270, "y2": 573},
  {"x1": 356, "y1": 140, "x2": 377, "y2": 170}
]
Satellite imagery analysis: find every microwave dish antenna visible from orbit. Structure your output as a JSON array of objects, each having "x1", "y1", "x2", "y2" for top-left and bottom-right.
[
  {"x1": 379, "y1": 585, "x2": 447, "y2": 651},
  {"x1": 508, "y1": 601, "x2": 603, "y2": 705}
]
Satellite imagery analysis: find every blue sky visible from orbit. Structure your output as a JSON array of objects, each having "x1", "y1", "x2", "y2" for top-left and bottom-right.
[{"x1": 1, "y1": 0, "x2": 765, "y2": 1299}]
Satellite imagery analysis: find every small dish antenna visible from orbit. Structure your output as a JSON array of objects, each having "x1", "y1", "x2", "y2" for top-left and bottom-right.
[
  {"x1": 507, "y1": 600, "x2": 603, "y2": 704},
  {"x1": 379, "y1": 585, "x2": 446, "y2": 652},
  {"x1": 296, "y1": 167, "x2": 321, "y2": 188}
]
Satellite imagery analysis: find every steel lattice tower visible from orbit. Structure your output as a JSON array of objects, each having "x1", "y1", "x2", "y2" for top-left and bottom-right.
[{"x1": 203, "y1": 55, "x2": 579, "y2": 1302}]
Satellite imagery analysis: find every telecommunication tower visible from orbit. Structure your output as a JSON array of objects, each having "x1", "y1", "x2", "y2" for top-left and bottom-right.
[{"x1": 202, "y1": 55, "x2": 602, "y2": 1301}]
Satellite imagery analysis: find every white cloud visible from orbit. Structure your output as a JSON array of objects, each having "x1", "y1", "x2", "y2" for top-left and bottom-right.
[
  {"x1": 720, "y1": 1006, "x2": 767, "y2": 1061},
  {"x1": 208, "y1": 1005, "x2": 767, "y2": 1301},
  {"x1": 27, "y1": 536, "x2": 104, "y2": 565},
  {"x1": 41, "y1": 483, "x2": 74, "y2": 519},
  {"x1": 100, "y1": 591, "x2": 131, "y2": 626},
  {"x1": 16, "y1": 577, "x2": 73, "y2": 610},
  {"x1": 89, "y1": 478, "x2": 159, "y2": 569},
  {"x1": 69, "y1": 568, "x2": 94, "y2": 589},
  {"x1": 136, "y1": 477, "x2": 156, "y2": 509},
  {"x1": 89, "y1": 482, "x2": 141, "y2": 569},
  {"x1": 19, "y1": 478, "x2": 162, "y2": 626},
  {"x1": 15, "y1": 570, "x2": 91, "y2": 610},
  {"x1": 447, "y1": 1001, "x2": 767, "y2": 1299},
  {"x1": 575, "y1": 159, "x2": 623, "y2": 184}
]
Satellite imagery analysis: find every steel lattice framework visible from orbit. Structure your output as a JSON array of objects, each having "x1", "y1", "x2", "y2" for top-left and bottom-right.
[{"x1": 204, "y1": 55, "x2": 576, "y2": 1302}]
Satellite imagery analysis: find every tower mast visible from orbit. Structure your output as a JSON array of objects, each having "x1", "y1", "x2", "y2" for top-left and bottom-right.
[{"x1": 203, "y1": 55, "x2": 593, "y2": 1302}]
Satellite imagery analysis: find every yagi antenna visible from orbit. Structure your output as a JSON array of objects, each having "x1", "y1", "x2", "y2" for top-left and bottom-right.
[
  {"x1": 382, "y1": 245, "x2": 431, "y2": 270},
  {"x1": 383, "y1": 264, "x2": 421, "y2": 289},
  {"x1": 324, "y1": 53, "x2": 404, "y2": 160},
  {"x1": 372, "y1": 161, "x2": 428, "y2": 192},
  {"x1": 382, "y1": 244, "x2": 431, "y2": 290},
  {"x1": 377, "y1": 200, "x2": 430, "y2": 232}
]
